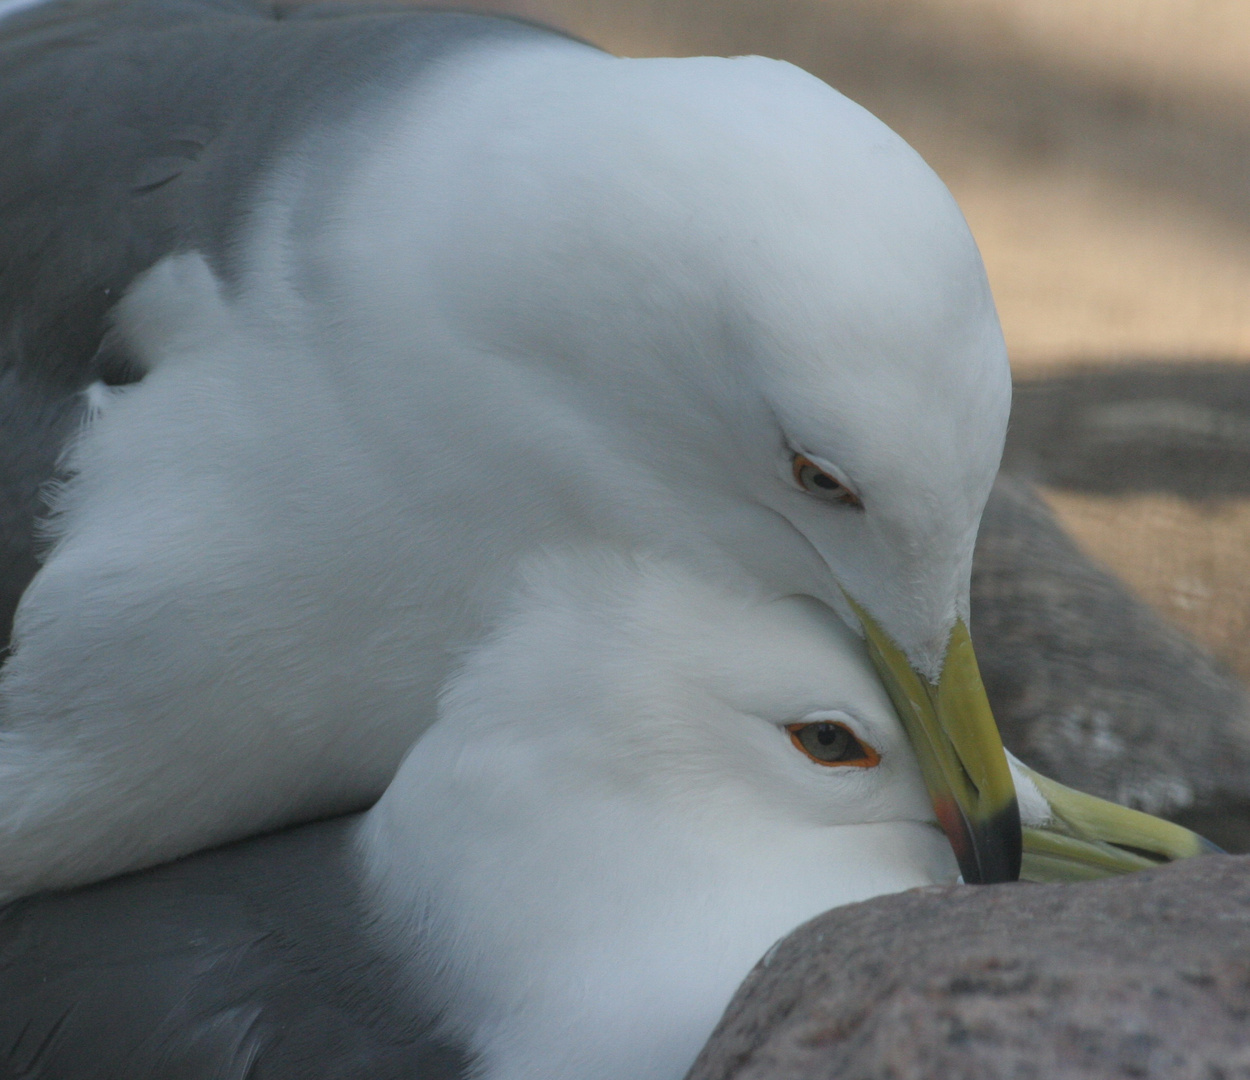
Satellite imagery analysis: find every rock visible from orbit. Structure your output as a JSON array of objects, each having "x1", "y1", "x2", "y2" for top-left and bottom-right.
[
  {"x1": 975, "y1": 363, "x2": 1250, "y2": 849},
  {"x1": 687, "y1": 855, "x2": 1250, "y2": 1080},
  {"x1": 973, "y1": 475, "x2": 1250, "y2": 850},
  {"x1": 1001, "y1": 361, "x2": 1250, "y2": 500}
]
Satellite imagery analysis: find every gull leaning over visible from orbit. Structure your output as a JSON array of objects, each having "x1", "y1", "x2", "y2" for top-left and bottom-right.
[
  {"x1": 0, "y1": 0, "x2": 1190, "y2": 896},
  {"x1": 0, "y1": 551, "x2": 1216, "y2": 1080}
]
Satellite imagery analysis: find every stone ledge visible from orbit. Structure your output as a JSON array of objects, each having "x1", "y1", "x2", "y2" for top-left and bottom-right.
[{"x1": 689, "y1": 855, "x2": 1250, "y2": 1080}]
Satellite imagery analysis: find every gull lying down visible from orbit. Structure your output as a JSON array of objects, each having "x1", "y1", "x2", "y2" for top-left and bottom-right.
[
  {"x1": 0, "y1": 552, "x2": 1216, "y2": 1080},
  {"x1": 1, "y1": 0, "x2": 1029, "y2": 896}
]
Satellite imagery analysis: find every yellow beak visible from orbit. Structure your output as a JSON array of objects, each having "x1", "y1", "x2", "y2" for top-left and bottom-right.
[
  {"x1": 849, "y1": 597, "x2": 1021, "y2": 884},
  {"x1": 1013, "y1": 758, "x2": 1222, "y2": 881},
  {"x1": 848, "y1": 595, "x2": 1221, "y2": 885}
]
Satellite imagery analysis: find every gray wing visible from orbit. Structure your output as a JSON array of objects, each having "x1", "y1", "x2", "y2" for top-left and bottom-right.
[
  {"x1": 0, "y1": 815, "x2": 471, "y2": 1079},
  {"x1": 0, "y1": 0, "x2": 566, "y2": 388},
  {"x1": 0, "y1": 0, "x2": 579, "y2": 652}
]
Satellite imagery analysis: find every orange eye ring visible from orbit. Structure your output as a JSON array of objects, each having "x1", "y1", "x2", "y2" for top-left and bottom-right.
[
  {"x1": 786, "y1": 721, "x2": 881, "y2": 768},
  {"x1": 791, "y1": 454, "x2": 863, "y2": 508}
]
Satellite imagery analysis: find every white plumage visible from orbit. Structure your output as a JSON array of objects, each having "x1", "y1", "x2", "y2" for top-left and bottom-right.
[
  {"x1": 0, "y1": 9, "x2": 1217, "y2": 1078},
  {"x1": 0, "y1": 33, "x2": 1009, "y2": 898},
  {"x1": 360, "y1": 551, "x2": 958, "y2": 1080}
]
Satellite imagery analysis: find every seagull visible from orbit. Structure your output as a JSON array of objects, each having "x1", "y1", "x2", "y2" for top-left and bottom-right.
[
  {"x1": 0, "y1": 0, "x2": 1029, "y2": 898},
  {"x1": 0, "y1": 550, "x2": 1216, "y2": 1080}
]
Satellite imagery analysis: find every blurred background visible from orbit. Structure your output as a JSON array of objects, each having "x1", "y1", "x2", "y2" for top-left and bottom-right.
[{"x1": 432, "y1": 0, "x2": 1250, "y2": 687}]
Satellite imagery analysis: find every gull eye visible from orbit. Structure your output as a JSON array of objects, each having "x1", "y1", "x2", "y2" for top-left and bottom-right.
[
  {"x1": 791, "y1": 454, "x2": 863, "y2": 508},
  {"x1": 786, "y1": 721, "x2": 880, "y2": 768}
]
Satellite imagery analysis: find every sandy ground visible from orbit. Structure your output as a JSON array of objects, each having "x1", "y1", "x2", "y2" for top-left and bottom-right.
[{"x1": 442, "y1": 0, "x2": 1250, "y2": 680}]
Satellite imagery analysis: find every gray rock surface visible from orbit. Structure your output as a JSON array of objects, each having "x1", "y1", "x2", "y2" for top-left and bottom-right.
[
  {"x1": 1001, "y1": 361, "x2": 1250, "y2": 500},
  {"x1": 688, "y1": 855, "x2": 1250, "y2": 1080},
  {"x1": 973, "y1": 476, "x2": 1250, "y2": 850},
  {"x1": 976, "y1": 363, "x2": 1250, "y2": 849}
]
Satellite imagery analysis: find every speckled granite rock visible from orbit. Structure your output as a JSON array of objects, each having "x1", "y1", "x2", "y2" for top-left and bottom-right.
[
  {"x1": 687, "y1": 855, "x2": 1250, "y2": 1080},
  {"x1": 973, "y1": 476, "x2": 1250, "y2": 850}
]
